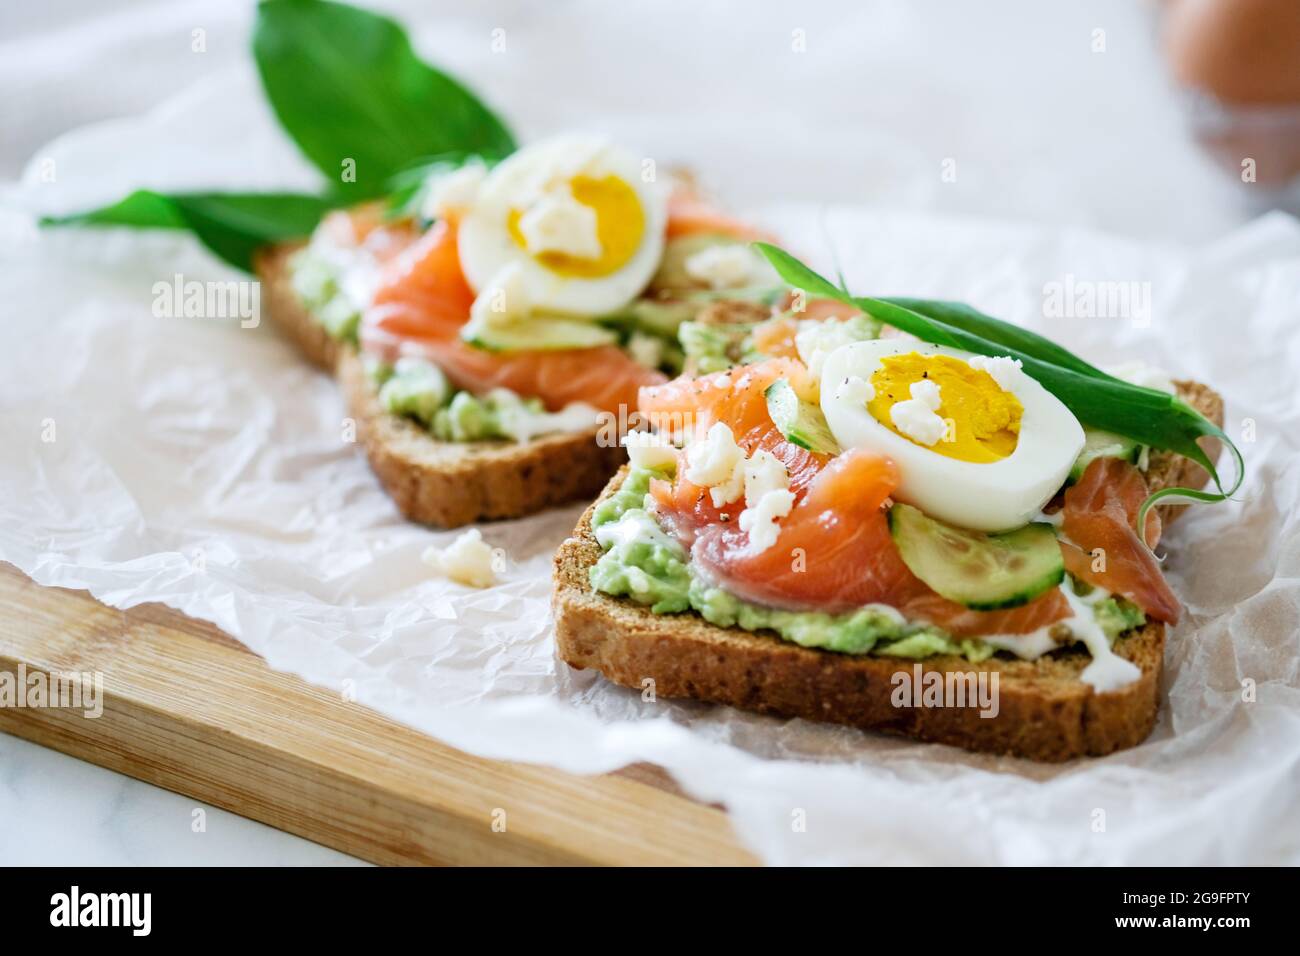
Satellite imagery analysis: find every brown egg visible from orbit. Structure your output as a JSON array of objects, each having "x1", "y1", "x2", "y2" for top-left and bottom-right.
[
  {"x1": 1163, "y1": 0, "x2": 1300, "y2": 103},
  {"x1": 1162, "y1": 0, "x2": 1300, "y2": 185}
]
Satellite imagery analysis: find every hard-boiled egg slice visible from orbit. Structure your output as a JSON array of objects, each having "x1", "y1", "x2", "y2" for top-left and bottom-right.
[
  {"x1": 820, "y1": 339, "x2": 1085, "y2": 532},
  {"x1": 457, "y1": 134, "x2": 667, "y2": 316}
]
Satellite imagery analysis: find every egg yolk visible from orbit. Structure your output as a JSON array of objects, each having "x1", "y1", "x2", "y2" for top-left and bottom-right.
[
  {"x1": 507, "y1": 174, "x2": 644, "y2": 279},
  {"x1": 867, "y1": 353, "x2": 1022, "y2": 463}
]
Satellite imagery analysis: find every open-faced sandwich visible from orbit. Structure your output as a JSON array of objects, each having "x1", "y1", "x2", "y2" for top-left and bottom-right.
[
  {"x1": 256, "y1": 141, "x2": 780, "y2": 526},
  {"x1": 41, "y1": 0, "x2": 780, "y2": 528},
  {"x1": 553, "y1": 247, "x2": 1239, "y2": 761}
]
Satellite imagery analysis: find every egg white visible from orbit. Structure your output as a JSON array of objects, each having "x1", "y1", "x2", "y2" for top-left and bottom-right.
[
  {"x1": 819, "y1": 339, "x2": 1085, "y2": 532},
  {"x1": 457, "y1": 134, "x2": 668, "y2": 316}
]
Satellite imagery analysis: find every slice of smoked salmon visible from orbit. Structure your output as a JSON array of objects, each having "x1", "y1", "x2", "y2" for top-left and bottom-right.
[
  {"x1": 366, "y1": 220, "x2": 477, "y2": 339},
  {"x1": 686, "y1": 449, "x2": 917, "y2": 612},
  {"x1": 900, "y1": 587, "x2": 1072, "y2": 639},
  {"x1": 638, "y1": 358, "x2": 815, "y2": 443},
  {"x1": 359, "y1": 220, "x2": 666, "y2": 416},
  {"x1": 1060, "y1": 457, "x2": 1180, "y2": 624}
]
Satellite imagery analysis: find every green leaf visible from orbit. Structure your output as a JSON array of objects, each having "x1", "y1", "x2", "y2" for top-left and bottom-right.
[
  {"x1": 43, "y1": 190, "x2": 190, "y2": 230},
  {"x1": 42, "y1": 190, "x2": 338, "y2": 271},
  {"x1": 253, "y1": 0, "x2": 516, "y2": 198},
  {"x1": 754, "y1": 242, "x2": 1244, "y2": 519}
]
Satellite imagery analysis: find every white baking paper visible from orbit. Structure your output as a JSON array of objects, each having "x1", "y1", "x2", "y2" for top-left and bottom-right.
[{"x1": 3, "y1": 54, "x2": 1299, "y2": 867}]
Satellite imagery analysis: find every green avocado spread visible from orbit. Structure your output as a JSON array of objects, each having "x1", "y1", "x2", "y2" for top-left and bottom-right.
[
  {"x1": 290, "y1": 248, "x2": 362, "y2": 344},
  {"x1": 368, "y1": 357, "x2": 598, "y2": 443},
  {"x1": 589, "y1": 466, "x2": 1146, "y2": 662}
]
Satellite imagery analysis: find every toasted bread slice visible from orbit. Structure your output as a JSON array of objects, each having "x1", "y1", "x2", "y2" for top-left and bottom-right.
[
  {"x1": 257, "y1": 242, "x2": 627, "y2": 528},
  {"x1": 553, "y1": 381, "x2": 1224, "y2": 761}
]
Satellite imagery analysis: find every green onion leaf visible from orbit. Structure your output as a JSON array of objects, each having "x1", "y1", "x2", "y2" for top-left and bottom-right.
[
  {"x1": 754, "y1": 242, "x2": 1243, "y2": 522},
  {"x1": 879, "y1": 297, "x2": 1107, "y2": 378}
]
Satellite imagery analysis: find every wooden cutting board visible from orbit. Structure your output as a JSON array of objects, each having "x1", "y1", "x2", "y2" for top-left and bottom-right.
[{"x1": 0, "y1": 562, "x2": 757, "y2": 866}]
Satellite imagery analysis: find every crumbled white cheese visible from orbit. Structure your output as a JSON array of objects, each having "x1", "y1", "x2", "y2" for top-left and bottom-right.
[
  {"x1": 1104, "y1": 359, "x2": 1176, "y2": 395},
  {"x1": 684, "y1": 244, "x2": 757, "y2": 289},
  {"x1": 423, "y1": 529, "x2": 499, "y2": 588},
  {"x1": 737, "y1": 450, "x2": 794, "y2": 554},
  {"x1": 908, "y1": 378, "x2": 942, "y2": 409},
  {"x1": 795, "y1": 320, "x2": 866, "y2": 381},
  {"x1": 681, "y1": 429, "x2": 796, "y2": 552},
  {"x1": 420, "y1": 161, "x2": 487, "y2": 221},
  {"x1": 742, "y1": 449, "x2": 789, "y2": 503},
  {"x1": 486, "y1": 389, "x2": 601, "y2": 443},
  {"x1": 517, "y1": 186, "x2": 602, "y2": 259},
  {"x1": 684, "y1": 422, "x2": 746, "y2": 506},
  {"x1": 834, "y1": 374, "x2": 875, "y2": 405},
  {"x1": 622, "y1": 430, "x2": 678, "y2": 471},
  {"x1": 739, "y1": 489, "x2": 795, "y2": 554},
  {"x1": 968, "y1": 354, "x2": 1023, "y2": 391},
  {"x1": 890, "y1": 379, "x2": 947, "y2": 446},
  {"x1": 470, "y1": 262, "x2": 532, "y2": 328}
]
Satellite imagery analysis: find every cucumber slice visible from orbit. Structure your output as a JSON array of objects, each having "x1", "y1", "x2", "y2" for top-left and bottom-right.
[
  {"x1": 1069, "y1": 428, "x2": 1141, "y2": 482},
  {"x1": 888, "y1": 503, "x2": 1064, "y2": 610},
  {"x1": 461, "y1": 315, "x2": 618, "y2": 352},
  {"x1": 765, "y1": 379, "x2": 841, "y2": 455}
]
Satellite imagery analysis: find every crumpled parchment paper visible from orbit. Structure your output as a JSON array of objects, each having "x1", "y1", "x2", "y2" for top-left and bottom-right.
[{"x1": 3, "y1": 58, "x2": 1299, "y2": 866}]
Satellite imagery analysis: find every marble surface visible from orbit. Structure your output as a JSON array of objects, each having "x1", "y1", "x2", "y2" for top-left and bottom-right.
[
  {"x1": 0, "y1": 734, "x2": 362, "y2": 865},
  {"x1": 1, "y1": 0, "x2": 1283, "y2": 865}
]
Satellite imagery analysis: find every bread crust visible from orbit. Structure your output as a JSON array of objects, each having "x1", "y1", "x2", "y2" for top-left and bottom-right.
[
  {"x1": 257, "y1": 242, "x2": 626, "y2": 528},
  {"x1": 552, "y1": 382, "x2": 1226, "y2": 761}
]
